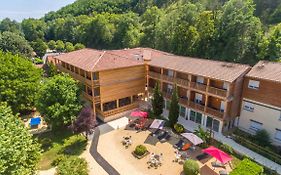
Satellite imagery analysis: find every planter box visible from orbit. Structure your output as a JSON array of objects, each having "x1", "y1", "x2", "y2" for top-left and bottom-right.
[{"x1": 132, "y1": 151, "x2": 150, "y2": 159}]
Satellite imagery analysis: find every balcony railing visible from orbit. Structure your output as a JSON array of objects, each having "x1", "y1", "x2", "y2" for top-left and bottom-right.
[
  {"x1": 163, "y1": 92, "x2": 172, "y2": 99},
  {"x1": 207, "y1": 86, "x2": 227, "y2": 98},
  {"x1": 162, "y1": 74, "x2": 174, "y2": 82},
  {"x1": 189, "y1": 101, "x2": 205, "y2": 112},
  {"x1": 176, "y1": 78, "x2": 189, "y2": 87},
  {"x1": 57, "y1": 65, "x2": 92, "y2": 85},
  {"x1": 190, "y1": 82, "x2": 207, "y2": 91},
  {"x1": 179, "y1": 97, "x2": 188, "y2": 106},
  {"x1": 97, "y1": 102, "x2": 139, "y2": 117},
  {"x1": 82, "y1": 92, "x2": 92, "y2": 101},
  {"x1": 205, "y1": 107, "x2": 224, "y2": 119},
  {"x1": 93, "y1": 96, "x2": 101, "y2": 103},
  {"x1": 148, "y1": 71, "x2": 161, "y2": 79}
]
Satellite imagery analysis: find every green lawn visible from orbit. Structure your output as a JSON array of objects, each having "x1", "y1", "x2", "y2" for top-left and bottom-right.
[{"x1": 35, "y1": 129, "x2": 87, "y2": 170}]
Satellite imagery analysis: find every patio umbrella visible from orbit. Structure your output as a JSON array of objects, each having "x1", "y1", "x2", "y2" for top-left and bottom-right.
[
  {"x1": 202, "y1": 146, "x2": 232, "y2": 164},
  {"x1": 130, "y1": 110, "x2": 148, "y2": 118},
  {"x1": 181, "y1": 133, "x2": 204, "y2": 145},
  {"x1": 150, "y1": 119, "x2": 165, "y2": 129}
]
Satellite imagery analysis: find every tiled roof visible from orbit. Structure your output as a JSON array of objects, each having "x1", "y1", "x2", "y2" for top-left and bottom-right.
[
  {"x1": 148, "y1": 54, "x2": 251, "y2": 83},
  {"x1": 246, "y1": 61, "x2": 281, "y2": 83},
  {"x1": 55, "y1": 48, "x2": 251, "y2": 82}
]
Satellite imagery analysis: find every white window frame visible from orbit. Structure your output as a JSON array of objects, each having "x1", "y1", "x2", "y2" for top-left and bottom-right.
[
  {"x1": 196, "y1": 76, "x2": 204, "y2": 84},
  {"x1": 167, "y1": 84, "x2": 173, "y2": 94},
  {"x1": 248, "y1": 80, "x2": 260, "y2": 90},
  {"x1": 243, "y1": 102, "x2": 254, "y2": 112},
  {"x1": 275, "y1": 129, "x2": 281, "y2": 141},
  {"x1": 195, "y1": 93, "x2": 203, "y2": 104},
  {"x1": 249, "y1": 120, "x2": 262, "y2": 132}
]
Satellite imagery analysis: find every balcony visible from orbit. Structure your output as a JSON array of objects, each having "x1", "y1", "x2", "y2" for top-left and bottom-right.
[
  {"x1": 57, "y1": 65, "x2": 92, "y2": 85},
  {"x1": 190, "y1": 82, "x2": 207, "y2": 92},
  {"x1": 179, "y1": 97, "x2": 188, "y2": 106},
  {"x1": 163, "y1": 92, "x2": 172, "y2": 99},
  {"x1": 189, "y1": 101, "x2": 205, "y2": 112},
  {"x1": 148, "y1": 71, "x2": 161, "y2": 79},
  {"x1": 176, "y1": 78, "x2": 189, "y2": 87},
  {"x1": 97, "y1": 102, "x2": 139, "y2": 118},
  {"x1": 162, "y1": 74, "x2": 174, "y2": 82},
  {"x1": 207, "y1": 86, "x2": 227, "y2": 98},
  {"x1": 205, "y1": 107, "x2": 224, "y2": 119},
  {"x1": 82, "y1": 92, "x2": 93, "y2": 101},
  {"x1": 93, "y1": 96, "x2": 101, "y2": 103}
]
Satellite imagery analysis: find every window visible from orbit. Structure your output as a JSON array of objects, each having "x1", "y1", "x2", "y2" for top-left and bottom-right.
[
  {"x1": 206, "y1": 116, "x2": 220, "y2": 132},
  {"x1": 189, "y1": 110, "x2": 202, "y2": 124},
  {"x1": 93, "y1": 72, "x2": 99, "y2": 80},
  {"x1": 179, "y1": 106, "x2": 186, "y2": 117},
  {"x1": 223, "y1": 82, "x2": 229, "y2": 90},
  {"x1": 248, "y1": 80, "x2": 260, "y2": 89},
  {"x1": 275, "y1": 129, "x2": 281, "y2": 141},
  {"x1": 167, "y1": 70, "x2": 174, "y2": 77},
  {"x1": 243, "y1": 102, "x2": 254, "y2": 112},
  {"x1": 167, "y1": 84, "x2": 173, "y2": 94},
  {"x1": 195, "y1": 93, "x2": 203, "y2": 104},
  {"x1": 190, "y1": 110, "x2": 196, "y2": 122},
  {"x1": 220, "y1": 102, "x2": 225, "y2": 112},
  {"x1": 249, "y1": 120, "x2": 262, "y2": 132},
  {"x1": 196, "y1": 76, "x2": 204, "y2": 84},
  {"x1": 196, "y1": 113, "x2": 202, "y2": 124}
]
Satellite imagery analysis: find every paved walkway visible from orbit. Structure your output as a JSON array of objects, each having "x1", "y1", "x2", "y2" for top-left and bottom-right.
[
  {"x1": 178, "y1": 118, "x2": 281, "y2": 174},
  {"x1": 38, "y1": 168, "x2": 56, "y2": 175}
]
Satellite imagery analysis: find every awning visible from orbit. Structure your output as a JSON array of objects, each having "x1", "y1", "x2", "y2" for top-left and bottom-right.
[
  {"x1": 130, "y1": 110, "x2": 148, "y2": 118},
  {"x1": 202, "y1": 146, "x2": 232, "y2": 164},
  {"x1": 150, "y1": 119, "x2": 165, "y2": 129},
  {"x1": 181, "y1": 133, "x2": 204, "y2": 145},
  {"x1": 30, "y1": 117, "x2": 41, "y2": 126}
]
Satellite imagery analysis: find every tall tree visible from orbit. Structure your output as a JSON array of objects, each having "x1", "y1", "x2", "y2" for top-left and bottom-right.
[
  {"x1": 151, "y1": 82, "x2": 164, "y2": 117},
  {"x1": 0, "y1": 103, "x2": 41, "y2": 175},
  {"x1": 74, "y1": 43, "x2": 85, "y2": 50},
  {"x1": 0, "y1": 51, "x2": 42, "y2": 113},
  {"x1": 21, "y1": 18, "x2": 47, "y2": 41},
  {"x1": 31, "y1": 39, "x2": 48, "y2": 58},
  {"x1": 56, "y1": 40, "x2": 65, "y2": 52},
  {"x1": 0, "y1": 18, "x2": 22, "y2": 34},
  {"x1": 48, "y1": 40, "x2": 57, "y2": 50},
  {"x1": 168, "y1": 86, "x2": 179, "y2": 126},
  {"x1": 0, "y1": 31, "x2": 33, "y2": 58},
  {"x1": 36, "y1": 74, "x2": 82, "y2": 129},
  {"x1": 65, "y1": 42, "x2": 75, "y2": 52}
]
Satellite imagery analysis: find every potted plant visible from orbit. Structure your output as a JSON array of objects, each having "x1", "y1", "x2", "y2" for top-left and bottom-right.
[{"x1": 132, "y1": 145, "x2": 149, "y2": 159}]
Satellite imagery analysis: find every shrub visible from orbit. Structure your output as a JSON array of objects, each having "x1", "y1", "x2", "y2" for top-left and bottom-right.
[
  {"x1": 59, "y1": 135, "x2": 87, "y2": 155},
  {"x1": 174, "y1": 123, "x2": 185, "y2": 133},
  {"x1": 56, "y1": 156, "x2": 88, "y2": 175},
  {"x1": 40, "y1": 137, "x2": 52, "y2": 151},
  {"x1": 254, "y1": 129, "x2": 271, "y2": 146},
  {"x1": 52, "y1": 155, "x2": 67, "y2": 166},
  {"x1": 183, "y1": 159, "x2": 199, "y2": 175},
  {"x1": 134, "y1": 145, "x2": 147, "y2": 156},
  {"x1": 230, "y1": 158, "x2": 263, "y2": 175},
  {"x1": 34, "y1": 57, "x2": 43, "y2": 64},
  {"x1": 220, "y1": 144, "x2": 234, "y2": 154}
]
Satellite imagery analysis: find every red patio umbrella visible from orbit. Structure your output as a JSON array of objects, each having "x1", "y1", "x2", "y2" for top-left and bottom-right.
[
  {"x1": 130, "y1": 110, "x2": 148, "y2": 118},
  {"x1": 202, "y1": 146, "x2": 232, "y2": 164}
]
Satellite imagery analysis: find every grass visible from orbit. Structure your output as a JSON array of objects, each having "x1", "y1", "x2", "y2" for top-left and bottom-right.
[{"x1": 34, "y1": 129, "x2": 87, "y2": 170}]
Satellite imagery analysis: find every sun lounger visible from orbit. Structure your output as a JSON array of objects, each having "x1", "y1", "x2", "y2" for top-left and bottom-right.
[
  {"x1": 181, "y1": 143, "x2": 191, "y2": 151},
  {"x1": 151, "y1": 129, "x2": 161, "y2": 136},
  {"x1": 219, "y1": 170, "x2": 229, "y2": 175},
  {"x1": 173, "y1": 139, "x2": 185, "y2": 149},
  {"x1": 211, "y1": 162, "x2": 226, "y2": 168},
  {"x1": 157, "y1": 131, "x2": 168, "y2": 140},
  {"x1": 160, "y1": 134, "x2": 171, "y2": 143}
]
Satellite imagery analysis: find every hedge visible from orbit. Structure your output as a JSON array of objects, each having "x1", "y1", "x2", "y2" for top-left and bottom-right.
[
  {"x1": 230, "y1": 158, "x2": 263, "y2": 175},
  {"x1": 56, "y1": 156, "x2": 88, "y2": 175}
]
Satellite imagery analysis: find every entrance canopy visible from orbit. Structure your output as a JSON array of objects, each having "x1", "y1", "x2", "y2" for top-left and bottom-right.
[
  {"x1": 181, "y1": 133, "x2": 204, "y2": 145},
  {"x1": 202, "y1": 146, "x2": 232, "y2": 164},
  {"x1": 150, "y1": 119, "x2": 165, "y2": 129},
  {"x1": 130, "y1": 110, "x2": 148, "y2": 118}
]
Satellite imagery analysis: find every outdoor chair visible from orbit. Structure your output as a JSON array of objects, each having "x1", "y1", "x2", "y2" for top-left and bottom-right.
[
  {"x1": 211, "y1": 162, "x2": 226, "y2": 168},
  {"x1": 151, "y1": 129, "x2": 161, "y2": 136},
  {"x1": 160, "y1": 134, "x2": 171, "y2": 143},
  {"x1": 173, "y1": 139, "x2": 185, "y2": 149},
  {"x1": 157, "y1": 131, "x2": 168, "y2": 140},
  {"x1": 219, "y1": 170, "x2": 229, "y2": 175},
  {"x1": 181, "y1": 143, "x2": 191, "y2": 151}
]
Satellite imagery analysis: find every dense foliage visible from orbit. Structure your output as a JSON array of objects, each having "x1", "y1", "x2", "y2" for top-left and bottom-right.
[
  {"x1": 168, "y1": 86, "x2": 179, "y2": 126},
  {"x1": 230, "y1": 158, "x2": 263, "y2": 175},
  {"x1": 151, "y1": 82, "x2": 164, "y2": 117},
  {"x1": 0, "y1": 103, "x2": 41, "y2": 175},
  {"x1": 183, "y1": 159, "x2": 199, "y2": 175},
  {"x1": 134, "y1": 145, "x2": 147, "y2": 156},
  {"x1": 254, "y1": 129, "x2": 271, "y2": 146},
  {"x1": 36, "y1": 74, "x2": 82, "y2": 128},
  {"x1": 0, "y1": 51, "x2": 42, "y2": 113},
  {"x1": 174, "y1": 123, "x2": 185, "y2": 134},
  {"x1": 56, "y1": 156, "x2": 88, "y2": 175},
  {"x1": 1, "y1": 0, "x2": 280, "y2": 64}
]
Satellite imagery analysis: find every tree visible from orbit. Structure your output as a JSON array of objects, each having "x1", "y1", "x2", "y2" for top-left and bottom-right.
[
  {"x1": 21, "y1": 18, "x2": 47, "y2": 41},
  {"x1": 65, "y1": 42, "x2": 75, "y2": 52},
  {"x1": 183, "y1": 159, "x2": 199, "y2": 175},
  {"x1": 0, "y1": 51, "x2": 42, "y2": 113},
  {"x1": 69, "y1": 107, "x2": 96, "y2": 139},
  {"x1": 56, "y1": 40, "x2": 65, "y2": 52},
  {"x1": 74, "y1": 43, "x2": 85, "y2": 50},
  {"x1": 254, "y1": 129, "x2": 271, "y2": 146},
  {"x1": 0, "y1": 103, "x2": 41, "y2": 175},
  {"x1": 48, "y1": 40, "x2": 57, "y2": 50},
  {"x1": 0, "y1": 31, "x2": 33, "y2": 57},
  {"x1": 56, "y1": 156, "x2": 88, "y2": 175},
  {"x1": 36, "y1": 74, "x2": 82, "y2": 128},
  {"x1": 31, "y1": 39, "x2": 48, "y2": 58},
  {"x1": 0, "y1": 18, "x2": 21, "y2": 34},
  {"x1": 194, "y1": 125, "x2": 211, "y2": 147},
  {"x1": 168, "y1": 86, "x2": 179, "y2": 126},
  {"x1": 45, "y1": 62, "x2": 58, "y2": 77},
  {"x1": 151, "y1": 82, "x2": 164, "y2": 117}
]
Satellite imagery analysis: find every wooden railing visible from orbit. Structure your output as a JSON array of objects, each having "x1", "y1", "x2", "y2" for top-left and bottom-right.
[
  {"x1": 190, "y1": 82, "x2": 207, "y2": 91},
  {"x1": 189, "y1": 101, "x2": 205, "y2": 112},
  {"x1": 57, "y1": 65, "x2": 92, "y2": 85},
  {"x1": 148, "y1": 71, "x2": 161, "y2": 79},
  {"x1": 97, "y1": 102, "x2": 139, "y2": 117},
  {"x1": 82, "y1": 92, "x2": 92, "y2": 101},
  {"x1": 179, "y1": 98, "x2": 188, "y2": 106},
  {"x1": 207, "y1": 86, "x2": 227, "y2": 98},
  {"x1": 205, "y1": 107, "x2": 224, "y2": 119},
  {"x1": 162, "y1": 74, "x2": 174, "y2": 82},
  {"x1": 176, "y1": 78, "x2": 189, "y2": 87},
  {"x1": 93, "y1": 96, "x2": 101, "y2": 103},
  {"x1": 163, "y1": 92, "x2": 172, "y2": 99}
]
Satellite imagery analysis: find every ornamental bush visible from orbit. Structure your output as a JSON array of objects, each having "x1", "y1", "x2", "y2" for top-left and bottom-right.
[
  {"x1": 56, "y1": 156, "x2": 88, "y2": 175},
  {"x1": 134, "y1": 145, "x2": 147, "y2": 156},
  {"x1": 174, "y1": 123, "x2": 185, "y2": 133},
  {"x1": 230, "y1": 158, "x2": 263, "y2": 175},
  {"x1": 183, "y1": 159, "x2": 199, "y2": 175}
]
